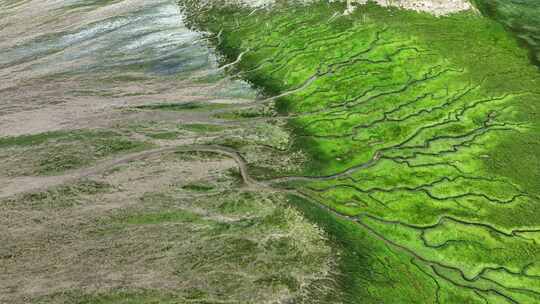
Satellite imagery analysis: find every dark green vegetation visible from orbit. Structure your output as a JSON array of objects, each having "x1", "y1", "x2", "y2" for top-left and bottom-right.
[
  {"x1": 181, "y1": 181, "x2": 215, "y2": 191},
  {"x1": 179, "y1": 123, "x2": 225, "y2": 133},
  {"x1": 214, "y1": 104, "x2": 277, "y2": 120},
  {"x1": 134, "y1": 101, "x2": 227, "y2": 112},
  {"x1": 0, "y1": 130, "x2": 150, "y2": 176},
  {"x1": 181, "y1": 1, "x2": 540, "y2": 302},
  {"x1": 472, "y1": 0, "x2": 540, "y2": 67},
  {"x1": 3, "y1": 179, "x2": 111, "y2": 209}
]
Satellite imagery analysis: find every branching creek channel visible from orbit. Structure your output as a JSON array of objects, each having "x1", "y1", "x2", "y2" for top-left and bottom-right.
[{"x1": 2, "y1": 0, "x2": 540, "y2": 303}]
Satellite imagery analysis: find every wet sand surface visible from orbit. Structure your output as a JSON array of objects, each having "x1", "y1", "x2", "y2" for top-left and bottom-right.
[
  {"x1": 0, "y1": 2, "x2": 334, "y2": 303},
  {"x1": 0, "y1": 0, "x2": 255, "y2": 136}
]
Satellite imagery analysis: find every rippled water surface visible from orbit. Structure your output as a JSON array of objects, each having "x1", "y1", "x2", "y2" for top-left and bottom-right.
[
  {"x1": 1, "y1": 1, "x2": 213, "y2": 83},
  {"x1": 0, "y1": 0, "x2": 254, "y2": 136}
]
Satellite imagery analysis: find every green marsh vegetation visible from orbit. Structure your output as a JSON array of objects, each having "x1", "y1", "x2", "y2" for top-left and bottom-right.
[
  {"x1": 134, "y1": 101, "x2": 228, "y2": 112},
  {"x1": 0, "y1": 130, "x2": 151, "y2": 176},
  {"x1": 3, "y1": 179, "x2": 111, "y2": 209},
  {"x1": 472, "y1": 0, "x2": 540, "y2": 67},
  {"x1": 180, "y1": 0, "x2": 540, "y2": 302},
  {"x1": 178, "y1": 123, "x2": 225, "y2": 133},
  {"x1": 181, "y1": 181, "x2": 216, "y2": 191}
]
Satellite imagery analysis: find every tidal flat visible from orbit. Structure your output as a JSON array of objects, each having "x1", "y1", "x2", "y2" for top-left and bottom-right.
[
  {"x1": 1, "y1": 0, "x2": 540, "y2": 303},
  {"x1": 1, "y1": 1, "x2": 334, "y2": 303}
]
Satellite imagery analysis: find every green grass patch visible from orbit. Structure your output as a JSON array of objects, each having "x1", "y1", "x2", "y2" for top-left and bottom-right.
[
  {"x1": 0, "y1": 130, "x2": 76, "y2": 148},
  {"x1": 146, "y1": 131, "x2": 181, "y2": 140},
  {"x1": 134, "y1": 101, "x2": 228, "y2": 112},
  {"x1": 0, "y1": 129, "x2": 151, "y2": 176},
  {"x1": 182, "y1": 181, "x2": 215, "y2": 192},
  {"x1": 181, "y1": 0, "x2": 540, "y2": 302},
  {"x1": 214, "y1": 107, "x2": 275, "y2": 120},
  {"x1": 178, "y1": 123, "x2": 225, "y2": 133},
  {"x1": 7, "y1": 180, "x2": 111, "y2": 209},
  {"x1": 121, "y1": 209, "x2": 202, "y2": 225}
]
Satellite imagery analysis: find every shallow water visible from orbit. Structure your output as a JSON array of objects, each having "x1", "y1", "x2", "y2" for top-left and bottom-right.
[
  {"x1": 0, "y1": 1, "x2": 214, "y2": 82},
  {"x1": 0, "y1": 0, "x2": 254, "y2": 136}
]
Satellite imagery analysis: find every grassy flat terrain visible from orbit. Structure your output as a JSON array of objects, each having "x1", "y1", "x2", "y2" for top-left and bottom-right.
[
  {"x1": 180, "y1": 0, "x2": 540, "y2": 302},
  {"x1": 1, "y1": 138, "x2": 333, "y2": 303},
  {"x1": 0, "y1": 130, "x2": 151, "y2": 176}
]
